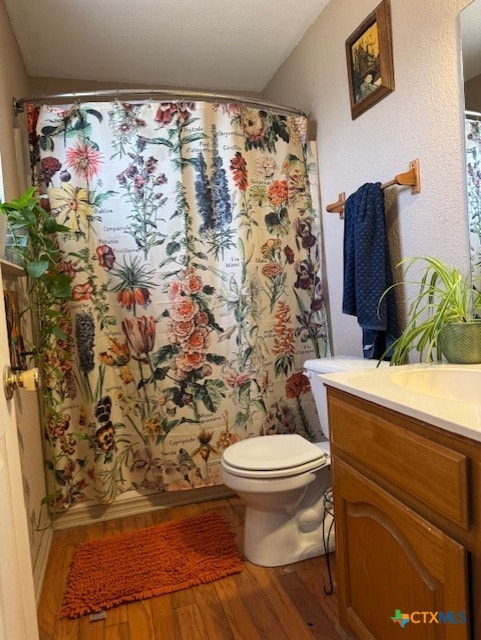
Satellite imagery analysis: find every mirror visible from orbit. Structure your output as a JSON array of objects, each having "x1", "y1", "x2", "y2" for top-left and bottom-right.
[{"x1": 461, "y1": 0, "x2": 481, "y2": 287}]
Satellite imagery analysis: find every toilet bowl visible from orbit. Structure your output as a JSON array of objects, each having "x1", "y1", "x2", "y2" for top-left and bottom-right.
[
  {"x1": 221, "y1": 356, "x2": 384, "y2": 567},
  {"x1": 221, "y1": 433, "x2": 331, "y2": 566}
]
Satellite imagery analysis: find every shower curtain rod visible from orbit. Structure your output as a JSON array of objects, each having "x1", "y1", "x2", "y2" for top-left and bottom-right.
[
  {"x1": 12, "y1": 88, "x2": 306, "y2": 117},
  {"x1": 466, "y1": 109, "x2": 481, "y2": 119}
]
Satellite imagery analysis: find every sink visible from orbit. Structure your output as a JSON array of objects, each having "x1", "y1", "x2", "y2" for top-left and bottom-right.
[
  {"x1": 320, "y1": 363, "x2": 481, "y2": 439},
  {"x1": 390, "y1": 367, "x2": 481, "y2": 403}
]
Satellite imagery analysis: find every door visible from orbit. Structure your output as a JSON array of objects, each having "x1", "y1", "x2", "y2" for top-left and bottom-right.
[
  {"x1": 333, "y1": 458, "x2": 469, "y2": 640},
  {"x1": 0, "y1": 266, "x2": 38, "y2": 640}
]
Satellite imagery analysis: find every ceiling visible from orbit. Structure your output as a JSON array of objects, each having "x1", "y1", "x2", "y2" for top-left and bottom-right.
[{"x1": 4, "y1": 0, "x2": 330, "y2": 93}]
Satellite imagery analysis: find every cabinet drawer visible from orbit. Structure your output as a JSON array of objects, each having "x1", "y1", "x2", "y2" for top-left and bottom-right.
[{"x1": 328, "y1": 392, "x2": 469, "y2": 529}]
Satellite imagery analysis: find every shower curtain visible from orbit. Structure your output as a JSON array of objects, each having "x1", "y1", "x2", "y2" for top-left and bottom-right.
[
  {"x1": 466, "y1": 118, "x2": 481, "y2": 289},
  {"x1": 28, "y1": 100, "x2": 330, "y2": 509}
]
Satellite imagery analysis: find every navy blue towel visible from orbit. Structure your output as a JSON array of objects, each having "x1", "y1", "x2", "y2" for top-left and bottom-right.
[{"x1": 342, "y1": 182, "x2": 400, "y2": 359}]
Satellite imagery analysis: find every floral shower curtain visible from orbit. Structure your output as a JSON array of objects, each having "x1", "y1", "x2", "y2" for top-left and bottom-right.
[
  {"x1": 466, "y1": 118, "x2": 481, "y2": 289},
  {"x1": 29, "y1": 100, "x2": 330, "y2": 509}
]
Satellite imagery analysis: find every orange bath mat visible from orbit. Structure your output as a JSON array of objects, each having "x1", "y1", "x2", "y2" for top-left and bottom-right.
[{"x1": 59, "y1": 511, "x2": 243, "y2": 618}]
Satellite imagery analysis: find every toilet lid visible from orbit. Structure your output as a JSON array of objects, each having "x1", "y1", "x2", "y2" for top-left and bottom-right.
[{"x1": 222, "y1": 434, "x2": 325, "y2": 473}]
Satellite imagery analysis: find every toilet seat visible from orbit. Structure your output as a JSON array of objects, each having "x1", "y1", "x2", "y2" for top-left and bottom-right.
[{"x1": 221, "y1": 434, "x2": 329, "y2": 479}]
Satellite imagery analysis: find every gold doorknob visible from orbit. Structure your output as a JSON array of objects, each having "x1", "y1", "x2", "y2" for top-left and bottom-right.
[{"x1": 3, "y1": 366, "x2": 40, "y2": 400}]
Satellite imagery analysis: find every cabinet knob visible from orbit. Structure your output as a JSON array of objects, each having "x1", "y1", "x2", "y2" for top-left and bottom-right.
[{"x1": 3, "y1": 366, "x2": 40, "y2": 400}]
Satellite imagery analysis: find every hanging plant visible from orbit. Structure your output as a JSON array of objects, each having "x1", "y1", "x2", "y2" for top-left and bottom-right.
[
  {"x1": 0, "y1": 186, "x2": 74, "y2": 513},
  {"x1": 0, "y1": 186, "x2": 73, "y2": 348}
]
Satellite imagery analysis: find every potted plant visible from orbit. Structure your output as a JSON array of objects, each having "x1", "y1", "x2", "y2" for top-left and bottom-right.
[
  {"x1": 381, "y1": 256, "x2": 481, "y2": 365},
  {"x1": 0, "y1": 187, "x2": 74, "y2": 517},
  {"x1": 0, "y1": 187, "x2": 73, "y2": 347},
  {"x1": 0, "y1": 187, "x2": 73, "y2": 422}
]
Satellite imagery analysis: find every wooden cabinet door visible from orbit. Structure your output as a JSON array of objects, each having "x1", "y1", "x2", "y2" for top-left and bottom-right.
[{"x1": 333, "y1": 458, "x2": 469, "y2": 640}]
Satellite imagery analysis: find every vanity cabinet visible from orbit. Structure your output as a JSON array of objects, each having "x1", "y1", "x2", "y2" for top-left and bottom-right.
[{"x1": 327, "y1": 387, "x2": 480, "y2": 640}]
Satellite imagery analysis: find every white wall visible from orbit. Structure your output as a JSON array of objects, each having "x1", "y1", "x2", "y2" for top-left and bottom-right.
[
  {"x1": 0, "y1": 0, "x2": 28, "y2": 196},
  {"x1": 264, "y1": 0, "x2": 471, "y2": 357}
]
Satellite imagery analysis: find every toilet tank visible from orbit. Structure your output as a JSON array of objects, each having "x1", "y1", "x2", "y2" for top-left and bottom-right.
[{"x1": 303, "y1": 356, "x2": 384, "y2": 438}]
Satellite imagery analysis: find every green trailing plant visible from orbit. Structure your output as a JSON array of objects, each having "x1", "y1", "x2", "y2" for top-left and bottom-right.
[
  {"x1": 0, "y1": 187, "x2": 74, "y2": 520},
  {"x1": 380, "y1": 256, "x2": 481, "y2": 365},
  {"x1": 0, "y1": 187, "x2": 73, "y2": 348}
]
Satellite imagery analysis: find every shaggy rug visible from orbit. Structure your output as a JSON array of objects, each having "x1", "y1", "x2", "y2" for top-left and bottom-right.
[{"x1": 59, "y1": 511, "x2": 243, "y2": 618}]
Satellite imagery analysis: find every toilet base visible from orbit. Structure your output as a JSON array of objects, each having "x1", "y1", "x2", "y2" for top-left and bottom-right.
[{"x1": 243, "y1": 504, "x2": 335, "y2": 567}]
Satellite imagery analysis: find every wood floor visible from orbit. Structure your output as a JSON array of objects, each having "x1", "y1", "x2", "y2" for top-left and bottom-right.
[{"x1": 37, "y1": 496, "x2": 340, "y2": 640}]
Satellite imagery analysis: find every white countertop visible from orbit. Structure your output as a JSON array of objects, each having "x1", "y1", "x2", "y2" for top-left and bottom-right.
[{"x1": 320, "y1": 362, "x2": 481, "y2": 443}]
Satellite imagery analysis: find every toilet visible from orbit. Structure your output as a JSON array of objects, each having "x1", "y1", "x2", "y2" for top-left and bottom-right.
[{"x1": 221, "y1": 356, "x2": 383, "y2": 567}]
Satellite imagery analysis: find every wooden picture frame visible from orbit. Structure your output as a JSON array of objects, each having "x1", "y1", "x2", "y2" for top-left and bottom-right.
[
  {"x1": 345, "y1": 0, "x2": 395, "y2": 120},
  {"x1": 4, "y1": 290, "x2": 26, "y2": 372}
]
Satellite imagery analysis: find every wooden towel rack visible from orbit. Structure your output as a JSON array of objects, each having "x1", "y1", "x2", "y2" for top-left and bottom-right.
[{"x1": 326, "y1": 159, "x2": 421, "y2": 218}]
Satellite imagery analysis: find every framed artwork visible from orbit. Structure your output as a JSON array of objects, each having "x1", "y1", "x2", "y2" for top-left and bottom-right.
[
  {"x1": 0, "y1": 151, "x2": 4, "y2": 203},
  {"x1": 4, "y1": 290, "x2": 26, "y2": 371},
  {"x1": 345, "y1": 0, "x2": 395, "y2": 120}
]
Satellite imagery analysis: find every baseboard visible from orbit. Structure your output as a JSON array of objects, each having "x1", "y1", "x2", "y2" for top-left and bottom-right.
[
  {"x1": 52, "y1": 485, "x2": 235, "y2": 530},
  {"x1": 33, "y1": 527, "x2": 53, "y2": 606}
]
